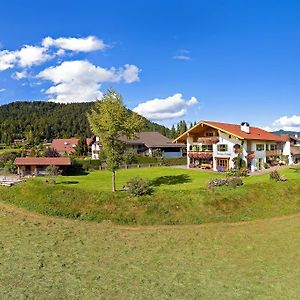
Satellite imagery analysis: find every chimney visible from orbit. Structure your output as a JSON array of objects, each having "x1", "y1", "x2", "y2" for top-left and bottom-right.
[{"x1": 241, "y1": 122, "x2": 250, "y2": 134}]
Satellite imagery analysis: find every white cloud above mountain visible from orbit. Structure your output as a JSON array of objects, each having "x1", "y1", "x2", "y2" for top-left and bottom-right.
[
  {"x1": 37, "y1": 60, "x2": 140, "y2": 103},
  {"x1": 133, "y1": 93, "x2": 198, "y2": 120},
  {"x1": 272, "y1": 115, "x2": 300, "y2": 131}
]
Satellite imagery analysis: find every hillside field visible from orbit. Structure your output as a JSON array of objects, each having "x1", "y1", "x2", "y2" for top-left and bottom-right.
[{"x1": 1, "y1": 202, "x2": 300, "y2": 299}]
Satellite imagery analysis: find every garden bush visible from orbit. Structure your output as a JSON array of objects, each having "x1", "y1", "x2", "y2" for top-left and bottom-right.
[
  {"x1": 227, "y1": 167, "x2": 248, "y2": 177},
  {"x1": 208, "y1": 177, "x2": 243, "y2": 188},
  {"x1": 125, "y1": 177, "x2": 153, "y2": 196},
  {"x1": 270, "y1": 170, "x2": 288, "y2": 182}
]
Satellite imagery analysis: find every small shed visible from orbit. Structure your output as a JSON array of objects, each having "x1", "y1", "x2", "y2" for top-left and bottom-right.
[{"x1": 14, "y1": 157, "x2": 71, "y2": 176}]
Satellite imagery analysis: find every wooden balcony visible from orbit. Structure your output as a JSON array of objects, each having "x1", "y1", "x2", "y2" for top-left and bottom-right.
[
  {"x1": 266, "y1": 150, "x2": 282, "y2": 157},
  {"x1": 188, "y1": 151, "x2": 213, "y2": 159}
]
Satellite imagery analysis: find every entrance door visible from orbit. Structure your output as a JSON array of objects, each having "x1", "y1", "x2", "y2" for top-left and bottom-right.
[{"x1": 216, "y1": 158, "x2": 229, "y2": 171}]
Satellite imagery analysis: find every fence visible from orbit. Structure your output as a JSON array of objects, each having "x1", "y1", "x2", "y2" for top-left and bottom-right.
[{"x1": 95, "y1": 163, "x2": 162, "y2": 171}]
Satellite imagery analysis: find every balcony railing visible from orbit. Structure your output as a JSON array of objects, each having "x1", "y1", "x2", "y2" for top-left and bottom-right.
[
  {"x1": 266, "y1": 150, "x2": 282, "y2": 157},
  {"x1": 188, "y1": 151, "x2": 213, "y2": 159}
]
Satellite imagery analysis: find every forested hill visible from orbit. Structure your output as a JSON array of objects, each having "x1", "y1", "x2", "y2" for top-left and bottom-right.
[
  {"x1": 0, "y1": 101, "x2": 171, "y2": 145},
  {"x1": 272, "y1": 129, "x2": 300, "y2": 137}
]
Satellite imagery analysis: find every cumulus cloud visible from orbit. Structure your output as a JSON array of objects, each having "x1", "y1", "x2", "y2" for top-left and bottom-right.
[
  {"x1": 42, "y1": 36, "x2": 107, "y2": 52},
  {"x1": 0, "y1": 46, "x2": 52, "y2": 71},
  {"x1": 133, "y1": 93, "x2": 198, "y2": 120},
  {"x1": 0, "y1": 50, "x2": 18, "y2": 71},
  {"x1": 271, "y1": 115, "x2": 300, "y2": 131},
  {"x1": 13, "y1": 70, "x2": 28, "y2": 80},
  {"x1": 17, "y1": 45, "x2": 52, "y2": 67},
  {"x1": 37, "y1": 60, "x2": 140, "y2": 103},
  {"x1": 0, "y1": 88, "x2": 6, "y2": 92},
  {"x1": 0, "y1": 35, "x2": 108, "y2": 73}
]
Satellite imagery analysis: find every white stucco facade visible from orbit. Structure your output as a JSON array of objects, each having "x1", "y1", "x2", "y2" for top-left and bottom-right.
[{"x1": 183, "y1": 122, "x2": 294, "y2": 173}]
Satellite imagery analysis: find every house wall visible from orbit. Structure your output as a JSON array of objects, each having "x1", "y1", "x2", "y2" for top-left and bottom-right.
[
  {"x1": 162, "y1": 148, "x2": 183, "y2": 158},
  {"x1": 283, "y1": 141, "x2": 293, "y2": 165},
  {"x1": 213, "y1": 131, "x2": 246, "y2": 171},
  {"x1": 91, "y1": 137, "x2": 101, "y2": 160}
]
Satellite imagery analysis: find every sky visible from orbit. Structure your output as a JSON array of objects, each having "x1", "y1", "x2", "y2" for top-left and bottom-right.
[{"x1": 0, "y1": 0, "x2": 300, "y2": 131}]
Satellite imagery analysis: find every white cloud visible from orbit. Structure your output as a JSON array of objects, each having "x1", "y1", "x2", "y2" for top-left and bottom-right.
[
  {"x1": 0, "y1": 46, "x2": 51, "y2": 71},
  {"x1": 133, "y1": 93, "x2": 199, "y2": 120},
  {"x1": 122, "y1": 64, "x2": 140, "y2": 83},
  {"x1": 42, "y1": 36, "x2": 107, "y2": 52},
  {"x1": 273, "y1": 115, "x2": 300, "y2": 128},
  {"x1": 13, "y1": 70, "x2": 28, "y2": 80},
  {"x1": 0, "y1": 88, "x2": 6, "y2": 92},
  {"x1": 37, "y1": 60, "x2": 140, "y2": 103},
  {"x1": 0, "y1": 35, "x2": 108, "y2": 73},
  {"x1": 263, "y1": 115, "x2": 300, "y2": 132},
  {"x1": 0, "y1": 50, "x2": 17, "y2": 71},
  {"x1": 173, "y1": 55, "x2": 191, "y2": 60},
  {"x1": 17, "y1": 45, "x2": 52, "y2": 67}
]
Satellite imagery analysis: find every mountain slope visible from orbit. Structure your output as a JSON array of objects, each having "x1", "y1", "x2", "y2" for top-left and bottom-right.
[
  {"x1": 272, "y1": 129, "x2": 300, "y2": 137},
  {"x1": 0, "y1": 101, "x2": 171, "y2": 144}
]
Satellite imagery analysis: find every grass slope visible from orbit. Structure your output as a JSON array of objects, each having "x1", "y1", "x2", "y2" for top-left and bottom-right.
[
  {"x1": 0, "y1": 167, "x2": 300, "y2": 225},
  {"x1": 1, "y1": 202, "x2": 300, "y2": 299}
]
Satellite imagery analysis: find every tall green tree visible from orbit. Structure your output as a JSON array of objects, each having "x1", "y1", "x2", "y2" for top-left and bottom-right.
[{"x1": 88, "y1": 89, "x2": 144, "y2": 192}]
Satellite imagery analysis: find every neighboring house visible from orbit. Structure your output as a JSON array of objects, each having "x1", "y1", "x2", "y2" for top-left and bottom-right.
[
  {"x1": 14, "y1": 157, "x2": 71, "y2": 176},
  {"x1": 88, "y1": 136, "x2": 101, "y2": 159},
  {"x1": 289, "y1": 135, "x2": 300, "y2": 163},
  {"x1": 90, "y1": 132, "x2": 184, "y2": 159},
  {"x1": 173, "y1": 120, "x2": 293, "y2": 172},
  {"x1": 51, "y1": 138, "x2": 79, "y2": 155}
]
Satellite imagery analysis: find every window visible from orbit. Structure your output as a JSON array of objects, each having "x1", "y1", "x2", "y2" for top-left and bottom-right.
[
  {"x1": 202, "y1": 145, "x2": 213, "y2": 151},
  {"x1": 229, "y1": 135, "x2": 232, "y2": 139},
  {"x1": 256, "y1": 144, "x2": 265, "y2": 151},
  {"x1": 270, "y1": 144, "x2": 276, "y2": 151},
  {"x1": 217, "y1": 144, "x2": 228, "y2": 152},
  {"x1": 205, "y1": 132, "x2": 214, "y2": 137}
]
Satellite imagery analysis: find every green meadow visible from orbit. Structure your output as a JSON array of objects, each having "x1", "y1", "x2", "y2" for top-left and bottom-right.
[
  {"x1": 1, "y1": 202, "x2": 300, "y2": 299},
  {"x1": 1, "y1": 166, "x2": 300, "y2": 225},
  {"x1": 1, "y1": 166, "x2": 300, "y2": 298}
]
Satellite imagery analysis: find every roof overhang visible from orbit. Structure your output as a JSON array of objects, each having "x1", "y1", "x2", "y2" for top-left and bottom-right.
[{"x1": 173, "y1": 120, "x2": 244, "y2": 143}]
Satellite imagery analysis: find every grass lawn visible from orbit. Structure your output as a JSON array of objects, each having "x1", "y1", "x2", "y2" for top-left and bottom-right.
[
  {"x1": 1, "y1": 202, "x2": 300, "y2": 299},
  {"x1": 0, "y1": 166, "x2": 300, "y2": 225}
]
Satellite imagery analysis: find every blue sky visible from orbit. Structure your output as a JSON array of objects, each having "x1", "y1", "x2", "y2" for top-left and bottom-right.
[{"x1": 0, "y1": 0, "x2": 300, "y2": 130}]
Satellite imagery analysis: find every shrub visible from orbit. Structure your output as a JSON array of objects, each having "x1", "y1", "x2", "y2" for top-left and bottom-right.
[
  {"x1": 208, "y1": 178, "x2": 228, "y2": 188},
  {"x1": 263, "y1": 162, "x2": 270, "y2": 169},
  {"x1": 125, "y1": 177, "x2": 153, "y2": 196},
  {"x1": 270, "y1": 170, "x2": 287, "y2": 182},
  {"x1": 227, "y1": 167, "x2": 248, "y2": 177},
  {"x1": 208, "y1": 177, "x2": 243, "y2": 188},
  {"x1": 123, "y1": 151, "x2": 138, "y2": 165},
  {"x1": 228, "y1": 177, "x2": 244, "y2": 188},
  {"x1": 45, "y1": 165, "x2": 61, "y2": 184},
  {"x1": 44, "y1": 148, "x2": 59, "y2": 157},
  {"x1": 4, "y1": 160, "x2": 16, "y2": 173},
  {"x1": 269, "y1": 170, "x2": 281, "y2": 181}
]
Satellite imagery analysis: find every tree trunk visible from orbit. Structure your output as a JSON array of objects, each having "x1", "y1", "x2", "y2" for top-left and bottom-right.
[{"x1": 112, "y1": 171, "x2": 116, "y2": 192}]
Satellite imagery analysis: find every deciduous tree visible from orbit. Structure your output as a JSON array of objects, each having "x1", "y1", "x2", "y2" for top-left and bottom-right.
[{"x1": 88, "y1": 89, "x2": 144, "y2": 192}]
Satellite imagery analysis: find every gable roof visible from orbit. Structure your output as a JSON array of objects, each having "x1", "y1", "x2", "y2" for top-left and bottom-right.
[
  {"x1": 51, "y1": 138, "x2": 79, "y2": 154},
  {"x1": 173, "y1": 120, "x2": 284, "y2": 142},
  {"x1": 14, "y1": 157, "x2": 71, "y2": 166},
  {"x1": 120, "y1": 132, "x2": 185, "y2": 148}
]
